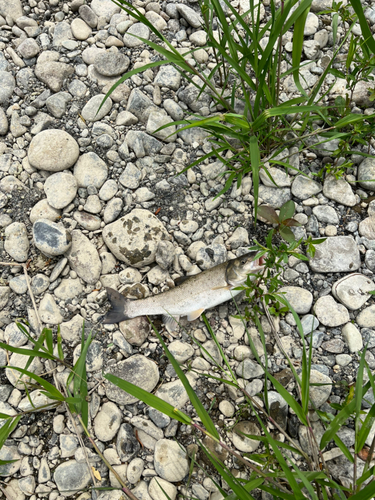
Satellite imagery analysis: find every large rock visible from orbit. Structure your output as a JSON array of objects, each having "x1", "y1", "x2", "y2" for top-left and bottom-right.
[
  {"x1": 35, "y1": 61, "x2": 74, "y2": 92},
  {"x1": 28, "y1": 130, "x2": 79, "y2": 172},
  {"x1": 154, "y1": 439, "x2": 189, "y2": 482},
  {"x1": 332, "y1": 273, "x2": 374, "y2": 310},
  {"x1": 0, "y1": 0, "x2": 22, "y2": 21},
  {"x1": 65, "y1": 231, "x2": 102, "y2": 284},
  {"x1": 309, "y1": 236, "x2": 360, "y2": 273},
  {"x1": 278, "y1": 286, "x2": 313, "y2": 314},
  {"x1": 54, "y1": 460, "x2": 91, "y2": 496},
  {"x1": 105, "y1": 355, "x2": 159, "y2": 405},
  {"x1": 102, "y1": 209, "x2": 169, "y2": 268}
]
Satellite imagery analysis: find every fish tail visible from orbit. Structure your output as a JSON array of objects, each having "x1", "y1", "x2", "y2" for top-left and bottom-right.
[{"x1": 101, "y1": 287, "x2": 132, "y2": 324}]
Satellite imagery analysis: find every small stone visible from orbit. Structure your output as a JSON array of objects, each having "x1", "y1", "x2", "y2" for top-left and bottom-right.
[
  {"x1": 33, "y1": 219, "x2": 71, "y2": 257},
  {"x1": 232, "y1": 421, "x2": 260, "y2": 452},
  {"x1": 309, "y1": 369, "x2": 332, "y2": 408},
  {"x1": 219, "y1": 400, "x2": 235, "y2": 417},
  {"x1": 81, "y1": 94, "x2": 112, "y2": 122},
  {"x1": 357, "y1": 305, "x2": 375, "y2": 328},
  {"x1": 176, "y1": 4, "x2": 202, "y2": 28},
  {"x1": 312, "y1": 205, "x2": 339, "y2": 224},
  {"x1": 29, "y1": 199, "x2": 61, "y2": 223},
  {"x1": 71, "y1": 18, "x2": 92, "y2": 40},
  {"x1": 123, "y1": 23, "x2": 150, "y2": 47},
  {"x1": 358, "y1": 157, "x2": 375, "y2": 190},
  {"x1": 94, "y1": 402, "x2": 122, "y2": 442},
  {"x1": 38, "y1": 293, "x2": 63, "y2": 324},
  {"x1": 94, "y1": 52, "x2": 130, "y2": 77},
  {"x1": 278, "y1": 286, "x2": 313, "y2": 314},
  {"x1": 236, "y1": 359, "x2": 263, "y2": 379},
  {"x1": 314, "y1": 295, "x2": 349, "y2": 327},
  {"x1": 73, "y1": 152, "x2": 108, "y2": 188},
  {"x1": 332, "y1": 273, "x2": 374, "y2": 310},
  {"x1": 342, "y1": 323, "x2": 363, "y2": 353},
  {"x1": 0, "y1": 71, "x2": 15, "y2": 104},
  {"x1": 65, "y1": 231, "x2": 102, "y2": 285},
  {"x1": 323, "y1": 175, "x2": 356, "y2": 207},
  {"x1": 149, "y1": 478, "x2": 177, "y2": 500},
  {"x1": 117, "y1": 423, "x2": 140, "y2": 462},
  {"x1": 154, "y1": 65, "x2": 181, "y2": 91},
  {"x1": 18, "y1": 38, "x2": 40, "y2": 58},
  {"x1": 291, "y1": 175, "x2": 322, "y2": 200},
  {"x1": 359, "y1": 217, "x2": 375, "y2": 240},
  {"x1": 4, "y1": 222, "x2": 29, "y2": 262},
  {"x1": 127, "y1": 458, "x2": 144, "y2": 484}
]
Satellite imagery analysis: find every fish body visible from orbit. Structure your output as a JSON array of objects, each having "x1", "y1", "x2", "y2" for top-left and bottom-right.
[{"x1": 102, "y1": 251, "x2": 264, "y2": 329}]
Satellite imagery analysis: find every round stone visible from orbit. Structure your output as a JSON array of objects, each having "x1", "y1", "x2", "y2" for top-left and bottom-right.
[
  {"x1": 332, "y1": 273, "x2": 374, "y2": 311},
  {"x1": 313, "y1": 295, "x2": 349, "y2": 327},
  {"x1": 105, "y1": 354, "x2": 159, "y2": 404},
  {"x1": 232, "y1": 421, "x2": 261, "y2": 452},
  {"x1": 44, "y1": 171, "x2": 78, "y2": 209},
  {"x1": 0, "y1": 446, "x2": 21, "y2": 476},
  {"x1": 5, "y1": 352, "x2": 43, "y2": 389},
  {"x1": 17, "y1": 38, "x2": 40, "y2": 58},
  {"x1": 123, "y1": 23, "x2": 150, "y2": 47},
  {"x1": 102, "y1": 209, "x2": 169, "y2": 267},
  {"x1": 94, "y1": 52, "x2": 130, "y2": 76},
  {"x1": 71, "y1": 18, "x2": 92, "y2": 40},
  {"x1": 154, "y1": 439, "x2": 189, "y2": 482},
  {"x1": 73, "y1": 152, "x2": 108, "y2": 188},
  {"x1": 358, "y1": 157, "x2": 375, "y2": 190},
  {"x1": 278, "y1": 286, "x2": 313, "y2": 314},
  {"x1": 29, "y1": 199, "x2": 61, "y2": 223},
  {"x1": 54, "y1": 460, "x2": 91, "y2": 496},
  {"x1": 33, "y1": 219, "x2": 72, "y2": 257},
  {"x1": 94, "y1": 402, "x2": 122, "y2": 442},
  {"x1": 28, "y1": 130, "x2": 79, "y2": 172},
  {"x1": 65, "y1": 230, "x2": 102, "y2": 285}
]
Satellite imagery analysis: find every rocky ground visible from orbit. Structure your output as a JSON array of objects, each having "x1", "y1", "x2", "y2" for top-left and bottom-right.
[{"x1": 1, "y1": 0, "x2": 375, "y2": 498}]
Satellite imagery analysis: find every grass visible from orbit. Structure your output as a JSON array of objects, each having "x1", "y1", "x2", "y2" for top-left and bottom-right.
[{"x1": 98, "y1": 0, "x2": 375, "y2": 221}]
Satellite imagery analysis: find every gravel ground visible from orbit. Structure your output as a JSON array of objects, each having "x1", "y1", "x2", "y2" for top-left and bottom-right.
[{"x1": 1, "y1": 0, "x2": 375, "y2": 498}]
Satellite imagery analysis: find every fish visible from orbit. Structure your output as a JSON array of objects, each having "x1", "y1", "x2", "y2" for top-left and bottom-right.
[{"x1": 101, "y1": 251, "x2": 265, "y2": 331}]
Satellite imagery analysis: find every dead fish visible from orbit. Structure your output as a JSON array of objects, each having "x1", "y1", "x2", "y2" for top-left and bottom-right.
[{"x1": 101, "y1": 251, "x2": 265, "y2": 331}]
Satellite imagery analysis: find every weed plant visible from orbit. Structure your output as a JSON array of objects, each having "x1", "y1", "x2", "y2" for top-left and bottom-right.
[{"x1": 100, "y1": 0, "x2": 375, "y2": 219}]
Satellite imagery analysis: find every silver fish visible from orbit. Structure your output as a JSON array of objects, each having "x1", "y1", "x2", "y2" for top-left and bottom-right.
[{"x1": 102, "y1": 251, "x2": 264, "y2": 331}]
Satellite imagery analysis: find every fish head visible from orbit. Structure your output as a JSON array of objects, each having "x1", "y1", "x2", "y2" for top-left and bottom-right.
[{"x1": 226, "y1": 251, "x2": 265, "y2": 286}]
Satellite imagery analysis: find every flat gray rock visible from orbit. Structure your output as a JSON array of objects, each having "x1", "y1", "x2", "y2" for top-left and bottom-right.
[
  {"x1": 123, "y1": 23, "x2": 150, "y2": 47},
  {"x1": 258, "y1": 185, "x2": 291, "y2": 208},
  {"x1": 102, "y1": 209, "x2": 169, "y2": 267},
  {"x1": 35, "y1": 61, "x2": 74, "y2": 92},
  {"x1": 0, "y1": 71, "x2": 15, "y2": 104},
  {"x1": 65, "y1": 230, "x2": 102, "y2": 284},
  {"x1": 94, "y1": 52, "x2": 130, "y2": 77},
  {"x1": 54, "y1": 460, "x2": 91, "y2": 496},
  {"x1": 106, "y1": 354, "x2": 159, "y2": 404},
  {"x1": 332, "y1": 273, "x2": 374, "y2": 310},
  {"x1": 28, "y1": 129, "x2": 79, "y2": 172},
  {"x1": 39, "y1": 293, "x2": 64, "y2": 324},
  {"x1": 176, "y1": 4, "x2": 202, "y2": 27},
  {"x1": 309, "y1": 236, "x2": 361, "y2": 273},
  {"x1": 44, "y1": 171, "x2": 77, "y2": 209}
]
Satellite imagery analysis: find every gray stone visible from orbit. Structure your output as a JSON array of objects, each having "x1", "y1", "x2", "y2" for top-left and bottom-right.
[
  {"x1": 357, "y1": 305, "x2": 375, "y2": 328},
  {"x1": 291, "y1": 175, "x2": 322, "y2": 200},
  {"x1": 4, "y1": 222, "x2": 29, "y2": 262},
  {"x1": 119, "y1": 163, "x2": 142, "y2": 189},
  {"x1": 68, "y1": 79, "x2": 87, "y2": 98},
  {"x1": 31, "y1": 273, "x2": 49, "y2": 295},
  {"x1": 94, "y1": 402, "x2": 122, "y2": 442},
  {"x1": 178, "y1": 83, "x2": 211, "y2": 112},
  {"x1": 0, "y1": 446, "x2": 21, "y2": 476},
  {"x1": 106, "y1": 355, "x2": 159, "y2": 404},
  {"x1": 119, "y1": 316, "x2": 150, "y2": 346},
  {"x1": 314, "y1": 295, "x2": 349, "y2": 327},
  {"x1": 18, "y1": 38, "x2": 39, "y2": 59},
  {"x1": 358, "y1": 157, "x2": 375, "y2": 190},
  {"x1": 73, "y1": 152, "x2": 108, "y2": 188},
  {"x1": 342, "y1": 323, "x2": 363, "y2": 352},
  {"x1": 91, "y1": 0, "x2": 120, "y2": 20},
  {"x1": 309, "y1": 236, "x2": 361, "y2": 273},
  {"x1": 156, "y1": 373, "x2": 198, "y2": 409},
  {"x1": 54, "y1": 460, "x2": 91, "y2": 496},
  {"x1": 116, "y1": 423, "x2": 141, "y2": 462},
  {"x1": 103, "y1": 197, "x2": 123, "y2": 224},
  {"x1": 301, "y1": 314, "x2": 319, "y2": 334},
  {"x1": 5, "y1": 352, "x2": 43, "y2": 389},
  {"x1": 195, "y1": 243, "x2": 227, "y2": 270},
  {"x1": 312, "y1": 205, "x2": 339, "y2": 224},
  {"x1": 44, "y1": 171, "x2": 77, "y2": 209},
  {"x1": 126, "y1": 89, "x2": 156, "y2": 122},
  {"x1": 39, "y1": 293, "x2": 63, "y2": 324},
  {"x1": 81, "y1": 94, "x2": 112, "y2": 122},
  {"x1": 33, "y1": 219, "x2": 71, "y2": 257},
  {"x1": 123, "y1": 131, "x2": 163, "y2": 158},
  {"x1": 278, "y1": 286, "x2": 313, "y2": 314},
  {"x1": 0, "y1": 108, "x2": 8, "y2": 135},
  {"x1": 201, "y1": 340, "x2": 222, "y2": 365},
  {"x1": 268, "y1": 391, "x2": 288, "y2": 430},
  {"x1": 60, "y1": 434, "x2": 78, "y2": 458},
  {"x1": 154, "y1": 439, "x2": 189, "y2": 482},
  {"x1": 146, "y1": 111, "x2": 176, "y2": 142},
  {"x1": 309, "y1": 369, "x2": 332, "y2": 408},
  {"x1": 73, "y1": 211, "x2": 101, "y2": 231},
  {"x1": 156, "y1": 240, "x2": 175, "y2": 270},
  {"x1": 236, "y1": 359, "x2": 263, "y2": 379},
  {"x1": 28, "y1": 130, "x2": 79, "y2": 172},
  {"x1": 168, "y1": 340, "x2": 194, "y2": 363},
  {"x1": 0, "y1": 71, "x2": 15, "y2": 104},
  {"x1": 79, "y1": 5, "x2": 98, "y2": 28},
  {"x1": 71, "y1": 18, "x2": 92, "y2": 40},
  {"x1": 359, "y1": 217, "x2": 375, "y2": 240},
  {"x1": 45, "y1": 92, "x2": 71, "y2": 118},
  {"x1": 176, "y1": 4, "x2": 202, "y2": 27},
  {"x1": 55, "y1": 278, "x2": 83, "y2": 300},
  {"x1": 94, "y1": 52, "x2": 130, "y2": 76},
  {"x1": 123, "y1": 23, "x2": 150, "y2": 47},
  {"x1": 154, "y1": 65, "x2": 181, "y2": 91},
  {"x1": 127, "y1": 458, "x2": 144, "y2": 484},
  {"x1": 65, "y1": 230, "x2": 102, "y2": 284},
  {"x1": 323, "y1": 175, "x2": 356, "y2": 207},
  {"x1": 35, "y1": 60, "x2": 74, "y2": 92},
  {"x1": 53, "y1": 21, "x2": 72, "y2": 47}
]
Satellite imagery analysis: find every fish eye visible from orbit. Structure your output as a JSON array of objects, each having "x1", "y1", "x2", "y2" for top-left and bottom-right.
[{"x1": 241, "y1": 258, "x2": 247, "y2": 264}]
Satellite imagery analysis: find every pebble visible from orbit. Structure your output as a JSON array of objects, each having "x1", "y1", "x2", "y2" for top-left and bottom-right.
[
  {"x1": 332, "y1": 273, "x2": 374, "y2": 310},
  {"x1": 54, "y1": 460, "x2": 92, "y2": 496},
  {"x1": 309, "y1": 370, "x2": 332, "y2": 408},
  {"x1": 33, "y1": 219, "x2": 72, "y2": 256},
  {"x1": 342, "y1": 323, "x2": 363, "y2": 352},
  {"x1": 232, "y1": 421, "x2": 261, "y2": 452},
  {"x1": 4, "y1": 222, "x2": 29, "y2": 262},
  {"x1": 65, "y1": 230, "x2": 102, "y2": 284},
  {"x1": 278, "y1": 286, "x2": 313, "y2": 314},
  {"x1": 0, "y1": 71, "x2": 15, "y2": 104},
  {"x1": 94, "y1": 402, "x2": 122, "y2": 442},
  {"x1": 323, "y1": 175, "x2": 356, "y2": 207},
  {"x1": 74, "y1": 152, "x2": 108, "y2": 188},
  {"x1": 81, "y1": 94, "x2": 113, "y2": 121},
  {"x1": 358, "y1": 157, "x2": 375, "y2": 190},
  {"x1": 314, "y1": 295, "x2": 349, "y2": 327},
  {"x1": 291, "y1": 175, "x2": 322, "y2": 200}
]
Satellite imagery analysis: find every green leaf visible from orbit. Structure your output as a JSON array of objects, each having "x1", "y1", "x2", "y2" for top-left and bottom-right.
[
  {"x1": 279, "y1": 200, "x2": 295, "y2": 222},
  {"x1": 104, "y1": 374, "x2": 192, "y2": 424},
  {"x1": 349, "y1": 0, "x2": 375, "y2": 55},
  {"x1": 267, "y1": 372, "x2": 308, "y2": 425},
  {"x1": 258, "y1": 205, "x2": 279, "y2": 224},
  {"x1": 0, "y1": 342, "x2": 55, "y2": 361},
  {"x1": 150, "y1": 322, "x2": 220, "y2": 440},
  {"x1": 279, "y1": 226, "x2": 296, "y2": 243},
  {"x1": 320, "y1": 398, "x2": 356, "y2": 449},
  {"x1": 249, "y1": 136, "x2": 260, "y2": 222}
]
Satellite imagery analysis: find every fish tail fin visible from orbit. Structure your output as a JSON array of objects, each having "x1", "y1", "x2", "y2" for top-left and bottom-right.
[{"x1": 101, "y1": 287, "x2": 132, "y2": 324}]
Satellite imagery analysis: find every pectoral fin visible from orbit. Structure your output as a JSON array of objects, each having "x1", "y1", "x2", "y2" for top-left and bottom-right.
[
  {"x1": 187, "y1": 308, "x2": 205, "y2": 321},
  {"x1": 211, "y1": 285, "x2": 231, "y2": 290},
  {"x1": 162, "y1": 314, "x2": 180, "y2": 333}
]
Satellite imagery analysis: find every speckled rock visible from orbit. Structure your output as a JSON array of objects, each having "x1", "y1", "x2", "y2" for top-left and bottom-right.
[
  {"x1": 33, "y1": 219, "x2": 72, "y2": 257},
  {"x1": 65, "y1": 230, "x2": 102, "y2": 284},
  {"x1": 102, "y1": 209, "x2": 169, "y2": 268},
  {"x1": 154, "y1": 439, "x2": 189, "y2": 482}
]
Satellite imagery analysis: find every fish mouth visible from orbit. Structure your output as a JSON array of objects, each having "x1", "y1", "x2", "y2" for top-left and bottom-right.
[{"x1": 256, "y1": 255, "x2": 265, "y2": 267}]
